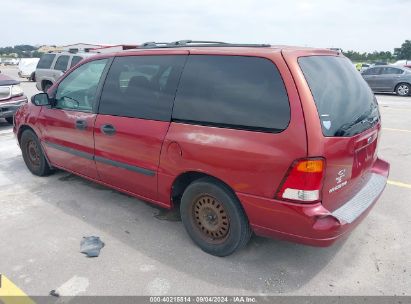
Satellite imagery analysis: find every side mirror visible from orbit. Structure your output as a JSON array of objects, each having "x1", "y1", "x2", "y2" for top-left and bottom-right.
[{"x1": 31, "y1": 93, "x2": 51, "y2": 106}]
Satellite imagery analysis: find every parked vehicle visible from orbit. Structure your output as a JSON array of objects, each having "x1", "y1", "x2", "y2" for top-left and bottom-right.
[
  {"x1": 35, "y1": 52, "x2": 95, "y2": 92},
  {"x1": 361, "y1": 65, "x2": 411, "y2": 96},
  {"x1": 14, "y1": 40, "x2": 389, "y2": 256},
  {"x1": 18, "y1": 58, "x2": 40, "y2": 81},
  {"x1": 392, "y1": 59, "x2": 411, "y2": 67},
  {"x1": 0, "y1": 74, "x2": 27, "y2": 124}
]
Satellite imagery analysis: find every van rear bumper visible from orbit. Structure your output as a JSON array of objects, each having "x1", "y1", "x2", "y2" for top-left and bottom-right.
[{"x1": 238, "y1": 157, "x2": 390, "y2": 246}]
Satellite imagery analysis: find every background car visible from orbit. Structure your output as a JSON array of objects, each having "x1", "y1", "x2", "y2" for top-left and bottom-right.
[
  {"x1": 0, "y1": 73, "x2": 27, "y2": 124},
  {"x1": 18, "y1": 58, "x2": 40, "y2": 81},
  {"x1": 361, "y1": 65, "x2": 411, "y2": 96},
  {"x1": 392, "y1": 59, "x2": 411, "y2": 67},
  {"x1": 35, "y1": 52, "x2": 96, "y2": 92}
]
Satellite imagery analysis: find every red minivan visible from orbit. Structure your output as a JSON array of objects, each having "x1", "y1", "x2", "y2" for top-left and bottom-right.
[{"x1": 13, "y1": 41, "x2": 389, "y2": 256}]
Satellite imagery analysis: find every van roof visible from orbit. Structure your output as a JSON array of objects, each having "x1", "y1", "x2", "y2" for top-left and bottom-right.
[{"x1": 83, "y1": 40, "x2": 341, "y2": 60}]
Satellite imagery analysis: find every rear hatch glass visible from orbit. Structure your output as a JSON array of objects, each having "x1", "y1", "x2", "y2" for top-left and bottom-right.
[
  {"x1": 299, "y1": 55, "x2": 381, "y2": 212},
  {"x1": 299, "y1": 56, "x2": 379, "y2": 137}
]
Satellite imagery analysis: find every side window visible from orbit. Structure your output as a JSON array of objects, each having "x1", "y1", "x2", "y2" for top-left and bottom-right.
[
  {"x1": 173, "y1": 55, "x2": 290, "y2": 132},
  {"x1": 55, "y1": 59, "x2": 108, "y2": 112},
  {"x1": 394, "y1": 68, "x2": 404, "y2": 74},
  {"x1": 70, "y1": 56, "x2": 83, "y2": 69},
  {"x1": 54, "y1": 55, "x2": 70, "y2": 71},
  {"x1": 37, "y1": 54, "x2": 56, "y2": 69},
  {"x1": 364, "y1": 67, "x2": 381, "y2": 75},
  {"x1": 384, "y1": 67, "x2": 403, "y2": 75},
  {"x1": 99, "y1": 55, "x2": 186, "y2": 121}
]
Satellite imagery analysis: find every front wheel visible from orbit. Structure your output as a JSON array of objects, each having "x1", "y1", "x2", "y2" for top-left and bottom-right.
[
  {"x1": 180, "y1": 178, "x2": 252, "y2": 256},
  {"x1": 5, "y1": 117, "x2": 13, "y2": 125},
  {"x1": 20, "y1": 130, "x2": 53, "y2": 176},
  {"x1": 395, "y1": 83, "x2": 410, "y2": 96}
]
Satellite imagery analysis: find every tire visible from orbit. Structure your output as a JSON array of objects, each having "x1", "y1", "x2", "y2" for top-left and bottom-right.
[
  {"x1": 20, "y1": 130, "x2": 52, "y2": 176},
  {"x1": 5, "y1": 117, "x2": 13, "y2": 125},
  {"x1": 395, "y1": 83, "x2": 410, "y2": 96},
  {"x1": 30, "y1": 72, "x2": 36, "y2": 82},
  {"x1": 180, "y1": 177, "x2": 252, "y2": 256},
  {"x1": 43, "y1": 82, "x2": 52, "y2": 92}
]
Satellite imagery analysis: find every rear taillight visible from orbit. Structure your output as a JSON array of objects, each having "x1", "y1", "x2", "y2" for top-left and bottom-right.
[{"x1": 275, "y1": 158, "x2": 325, "y2": 203}]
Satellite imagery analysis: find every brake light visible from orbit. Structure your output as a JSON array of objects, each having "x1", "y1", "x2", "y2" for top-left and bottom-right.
[{"x1": 275, "y1": 158, "x2": 325, "y2": 203}]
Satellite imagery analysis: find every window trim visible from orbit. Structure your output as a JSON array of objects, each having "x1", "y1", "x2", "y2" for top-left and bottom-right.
[
  {"x1": 49, "y1": 57, "x2": 113, "y2": 113},
  {"x1": 172, "y1": 118, "x2": 284, "y2": 133}
]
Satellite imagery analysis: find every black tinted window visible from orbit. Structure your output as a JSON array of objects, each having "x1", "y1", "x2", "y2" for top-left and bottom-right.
[
  {"x1": 37, "y1": 54, "x2": 56, "y2": 69},
  {"x1": 70, "y1": 56, "x2": 83, "y2": 68},
  {"x1": 299, "y1": 56, "x2": 379, "y2": 137},
  {"x1": 173, "y1": 55, "x2": 290, "y2": 132},
  {"x1": 99, "y1": 55, "x2": 186, "y2": 121},
  {"x1": 54, "y1": 55, "x2": 69, "y2": 71}
]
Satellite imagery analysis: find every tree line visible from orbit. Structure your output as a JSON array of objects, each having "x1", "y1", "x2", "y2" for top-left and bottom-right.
[
  {"x1": 1, "y1": 40, "x2": 411, "y2": 62},
  {"x1": 0, "y1": 44, "x2": 43, "y2": 58}
]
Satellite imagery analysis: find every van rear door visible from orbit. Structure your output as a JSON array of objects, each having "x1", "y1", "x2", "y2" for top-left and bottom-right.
[{"x1": 296, "y1": 55, "x2": 382, "y2": 212}]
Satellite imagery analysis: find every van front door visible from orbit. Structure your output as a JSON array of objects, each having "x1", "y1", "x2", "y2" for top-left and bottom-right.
[
  {"x1": 94, "y1": 53, "x2": 187, "y2": 201},
  {"x1": 38, "y1": 58, "x2": 109, "y2": 179}
]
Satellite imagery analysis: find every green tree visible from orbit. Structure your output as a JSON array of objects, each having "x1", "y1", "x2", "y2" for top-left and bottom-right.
[{"x1": 394, "y1": 40, "x2": 411, "y2": 60}]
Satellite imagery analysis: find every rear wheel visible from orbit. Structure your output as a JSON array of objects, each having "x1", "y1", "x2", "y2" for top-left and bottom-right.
[
  {"x1": 395, "y1": 83, "x2": 410, "y2": 96},
  {"x1": 180, "y1": 178, "x2": 252, "y2": 256},
  {"x1": 5, "y1": 117, "x2": 13, "y2": 125},
  {"x1": 21, "y1": 130, "x2": 52, "y2": 176}
]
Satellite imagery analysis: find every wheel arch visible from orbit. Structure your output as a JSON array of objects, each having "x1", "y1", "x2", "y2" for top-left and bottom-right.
[
  {"x1": 17, "y1": 124, "x2": 37, "y2": 145},
  {"x1": 18, "y1": 124, "x2": 53, "y2": 169},
  {"x1": 170, "y1": 171, "x2": 239, "y2": 210}
]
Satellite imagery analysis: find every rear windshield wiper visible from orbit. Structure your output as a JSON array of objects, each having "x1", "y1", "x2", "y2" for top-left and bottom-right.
[{"x1": 334, "y1": 103, "x2": 378, "y2": 136}]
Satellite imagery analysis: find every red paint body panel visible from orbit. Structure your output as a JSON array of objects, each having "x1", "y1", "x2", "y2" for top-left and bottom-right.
[
  {"x1": 37, "y1": 108, "x2": 98, "y2": 179},
  {"x1": 13, "y1": 45, "x2": 390, "y2": 248},
  {"x1": 94, "y1": 115, "x2": 169, "y2": 200},
  {"x1": 282, "y1": 49, "x2": 383, "y2": 212},
  {"x1": 241, "y1": 157, "x2": 389, "y2": 246}
]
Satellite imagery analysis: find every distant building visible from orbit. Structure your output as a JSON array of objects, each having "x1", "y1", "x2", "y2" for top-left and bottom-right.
[
  {"x1": 59, "y1": 43, "x2": 110, "y2": 53},
  {"x1": 37, "y1": 45, "x2": 61, "y2": 53},
  {"x1": 90, "y1": 44, "x2": 138, "y2": 53}
]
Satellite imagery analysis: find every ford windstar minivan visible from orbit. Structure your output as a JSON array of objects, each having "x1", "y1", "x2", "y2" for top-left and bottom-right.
[{"x1": 13, "y1": 40, "x2": 389, "y2": 256}]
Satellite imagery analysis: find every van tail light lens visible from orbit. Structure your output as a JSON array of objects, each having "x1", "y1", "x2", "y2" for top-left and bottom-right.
[{"x1": 275, "y1": 158, "x2": 325, "y2": 203}]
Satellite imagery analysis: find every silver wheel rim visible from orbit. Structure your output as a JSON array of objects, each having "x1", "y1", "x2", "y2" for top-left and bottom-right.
[{"x1": 397, "y1": 85, "x2": 409, "y2": 96}]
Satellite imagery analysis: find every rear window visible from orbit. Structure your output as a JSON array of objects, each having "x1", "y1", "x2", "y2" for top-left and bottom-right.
[
  {"x1": 173, "y1": 55, "x2": 290, "y2": 132},
  {"x1": 37, "y1": 54, "x2": 56, "y2": 69},
  {"x1": 299, "y1": 56, "x2": 379, "y2": 137}
]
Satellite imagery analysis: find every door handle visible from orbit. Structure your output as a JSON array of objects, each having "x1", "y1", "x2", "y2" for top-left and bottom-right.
[
  {"x1": 101, "y1": 124, "x2": 116, "y2": 136},
  {"x1": 75, "y1": 119, "x2": 87, "y2": 130}
]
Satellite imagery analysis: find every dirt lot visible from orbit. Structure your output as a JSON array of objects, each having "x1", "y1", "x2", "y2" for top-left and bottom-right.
[{"x1": 0, "y1": 66, "x2": 410, "y2": 296}]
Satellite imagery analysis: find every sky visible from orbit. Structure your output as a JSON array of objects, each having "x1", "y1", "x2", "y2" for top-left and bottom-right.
[{"x1": 3, "y1": 0, "x2": 411, "y2": 52}]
